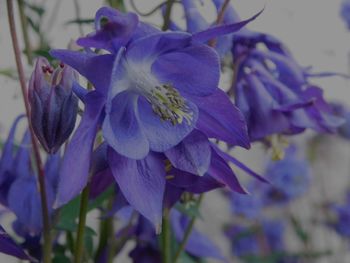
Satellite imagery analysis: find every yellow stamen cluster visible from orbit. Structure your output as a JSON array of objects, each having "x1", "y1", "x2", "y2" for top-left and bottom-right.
[{"x1": 149, "y1": 84, "x2": 193, "y2": 126}]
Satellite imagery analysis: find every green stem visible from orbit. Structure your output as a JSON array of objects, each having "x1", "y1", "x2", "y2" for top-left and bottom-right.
[
  {"x1": 17, "y1": 0, "x2": 33, "y2": 65},
  {"x1": 6, "y1": 1, "x2": 52, "y2": 262},
  {"x1": 74, "y1": 184, "x2": 91, "y2": 263},
  {"x1": 162, "y1": 208, "x2": 172, "y2": 263},
  {"x1": 162, "y1": 0, "x2": 176, "y2": 31},
  {"x1": 173, "y1": 194, "x2": 204, "y2": 263}
]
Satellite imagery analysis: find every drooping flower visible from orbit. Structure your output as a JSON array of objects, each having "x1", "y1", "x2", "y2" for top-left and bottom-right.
[
  {"x1": 176, "y1": 0, "x2": 344, "y2": 141},
  {"x1": 50, "y1": 6, "x2": 261, "y2": 227},
  {"x1": 29, "y1": 57, "x2": 78, "y2": 154}
]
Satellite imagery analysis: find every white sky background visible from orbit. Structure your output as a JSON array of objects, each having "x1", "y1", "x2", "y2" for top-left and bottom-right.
[{"x1": 1, "y1": 0, "x2": 350, "y2": 262}]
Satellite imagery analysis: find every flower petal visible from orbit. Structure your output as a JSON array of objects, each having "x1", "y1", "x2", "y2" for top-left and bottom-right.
[
  {"x1": 191, "y1": 88, "x2": 250, "y2": 148},
  {"x1": 50, "y1": 50, "x2": 115, "y2": 95},
  {"x1": 108, "y1": 149, "x2": 166, "y2": 229},
  {"x1": 192, "y1": 9, "x2": 263, "y2": 43},
  {"x1": 138, "y1": 97, "x2": 198, "y2": 153},
  {"x1": 0, "y1": 225, "x2": 32, "y2": 260},
  {"x1": 103, "y1": 91, "x2": 149, "y2": 159},
  {"x1": 77, "y1": 7, "x2": 138, "y2": 52},
  {"x1": 208, "y1": 148, "x2": 247, "y2": 194},
  {"x1": 55, "y1": 91, "x2": 105, "y2": 207},
  {"x1": 165, "y1": 130, "x2": 211, "y2": 176},
  {"x1": 152, "y1": 44, "x2": 219, "y2": 96},
  {"x1": 126, "y1": 32, "x2": 192, "y2": 63}
]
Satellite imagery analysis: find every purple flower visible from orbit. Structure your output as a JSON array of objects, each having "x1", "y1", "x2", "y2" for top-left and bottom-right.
[
  {"x1": 227, "y1": 187, "x2": 262, "y2": 219},
  {"x1": 29, "y1": 57, "x2": 78, "y2": 154},
  {"x1": 0, "y1": 225, "x2": 32, "y2": 261},
  {"x1": 261, "y1": 146, "x2": 311, "y2": 205},
  {"x1": 50, "y1": 7, "x2": 260, "y2": 227},
  {"x1": 341, "y1": 0, "x2": 350, "y2": 29},
  {"x1": 329, "y1": 192, "x2": 350, "y2": 238},
  {"x1": 0, "y1": 117, "x2": 57, "y2": 237},
  {"x1": 226, "y1": 220, "x2": 285, "y2": 258}
]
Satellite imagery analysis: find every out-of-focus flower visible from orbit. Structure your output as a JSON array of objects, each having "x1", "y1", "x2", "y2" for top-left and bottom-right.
[
  {"x1": 262, "y1": 146, "x2": 311, "y2": 205},
  {"x1": 29, "y1": 57, "x2": 78, "y2": 154},
  {"x1": 328, "y1": 192, "x2": 350, "y2": 238},
  {"x1": 227, "y1": 186, "x2": 262, "y2": 219},
  {"x1": 128, "y1": 211, "x2": 225, "y2": 262},
  {"x1": 341, "y1": 0, "x2": 350, "y2": 29},
  {"x1": 330, "y1": 102, "x2": 350, "y2": 139},
  {"x1": 225, "y1": 220, "x2": 285, "y2": 258}
]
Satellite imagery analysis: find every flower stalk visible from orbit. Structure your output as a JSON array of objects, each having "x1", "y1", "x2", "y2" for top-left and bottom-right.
[
  {"x1": 162, "y1": 207, "x2": 172, "y2": 263},
  {"x1": 74, "y1": 183, "x2": 91, "y2": 263},
  {"x1": 6, "y1": 1, "x2": 52, "y2": 262},
  {"x1": 173, "y1": 194, "x2": 204, "y2": 263}
]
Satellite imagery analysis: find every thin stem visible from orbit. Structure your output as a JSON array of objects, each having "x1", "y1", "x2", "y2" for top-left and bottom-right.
[
  {"x1": 74, "y1": 184, "x2": 91, "y2": 263},
  {"x1": 6, "y1": 1, "x2": 52, "y2": 262},
  {"x1": 17, "y1": 0, "x2": 33, "y2": 65},
  {"x1": 173, "y1": 194, "x2": 204, "y2": 263},
  {"x1": 73, "y1": 0, "x2": 84, "y2": 36},
  {"x1": 162, "y1": 208, "x2": 172, "y2": 263},
  {"x1": 162, "y1": 0, "x2": 176, "y2": 31},
  {"x1": 208, "y1": 0, "x2": 230, "y2": 47}
]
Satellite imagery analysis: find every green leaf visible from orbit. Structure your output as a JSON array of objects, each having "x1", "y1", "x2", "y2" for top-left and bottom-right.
[
  {"x1": 24, "y1": 2, "x2": 45, "y2": 17},
  {"x1": 0, "y1": 68, "x2": 17, "y2": 80},
  {"x1": 289, "y1": 215, "x2": 309, "y2": 244},
  {"x1": 65, "y1": 18, "x2": 95, "y2": 25},
  {"x1": 52, "y1": 253, "x2": 71, "y2": 263}
]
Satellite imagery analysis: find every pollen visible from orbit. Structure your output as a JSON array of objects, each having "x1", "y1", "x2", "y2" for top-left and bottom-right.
[{"x1": 149, "y1": 84, "x2": 193, "y2": 126}]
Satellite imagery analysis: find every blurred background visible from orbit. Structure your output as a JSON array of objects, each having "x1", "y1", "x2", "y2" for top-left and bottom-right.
[{"x1": 1, "y1": 0, "x2": 350, "y2": 262}]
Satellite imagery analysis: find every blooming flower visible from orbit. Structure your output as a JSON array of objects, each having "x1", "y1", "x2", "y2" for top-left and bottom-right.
[
  {"x1": 29, "y1": 57, "x2": 78, "y2": 154},
  {"x1": 50, "y1": 7, "x2": 261, "y2": 227}
]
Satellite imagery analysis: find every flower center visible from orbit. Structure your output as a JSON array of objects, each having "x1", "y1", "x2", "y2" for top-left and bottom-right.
[
  {"x1": 126, "y1": 60, "x2": 194, "y2": 126},
  {"x1": 148, "y1": 84, "x2": 193, "y2": 126}
]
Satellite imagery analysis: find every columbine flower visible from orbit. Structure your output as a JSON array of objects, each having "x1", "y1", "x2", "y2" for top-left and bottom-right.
[
  {"x1": 261, "y1": 146, "x2": 311, "y2": 205},
  {"x1": 0, "y1": 117, "x2": 56, "y2": 236},
  {"x1": 29, "y1": 57, "x2": 78, "y2": 154},
  {"x1": 50, "y1": 6, "x2": 260, "y2": 226}
]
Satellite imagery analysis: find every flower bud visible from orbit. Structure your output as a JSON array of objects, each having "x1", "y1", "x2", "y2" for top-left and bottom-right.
[{"x1": 29, "y1": 57, "x2": 78, "y2": 154}]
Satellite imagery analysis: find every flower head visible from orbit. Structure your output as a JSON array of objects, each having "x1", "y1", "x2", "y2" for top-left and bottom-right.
[{"x1": 29, "y1": 57, "x2": 78, "y2": 154}]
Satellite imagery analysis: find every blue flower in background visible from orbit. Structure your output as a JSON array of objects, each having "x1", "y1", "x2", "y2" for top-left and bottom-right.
[
  {"x1": 341, "y1": 0, "x2": 350, "y2": 29},
  {"x1": 262, "y1": 146, "x2": 311, "y2": 205},
  {"x1": 225, "y1": 220, "x2": 286, "y2": 258},
  {"x1": 329, "y1": 191, "x2": 350, "y2": 238},
  {"x1": 330, "y1": 102, "x2": 350, "y2": 139}
]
